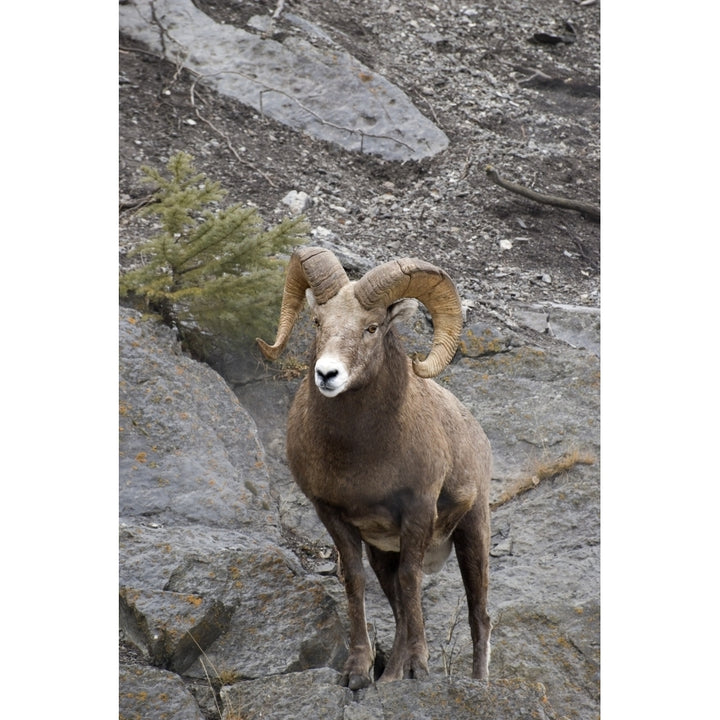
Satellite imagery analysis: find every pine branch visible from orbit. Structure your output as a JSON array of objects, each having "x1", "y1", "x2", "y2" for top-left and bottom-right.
[{"x1": 120, "y1": 152, "x2": 309, "y2": 348}]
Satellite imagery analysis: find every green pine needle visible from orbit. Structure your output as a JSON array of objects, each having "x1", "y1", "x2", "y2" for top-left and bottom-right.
[{"x1": 120, "y1": 152, "x2": 308, "y2": 343}]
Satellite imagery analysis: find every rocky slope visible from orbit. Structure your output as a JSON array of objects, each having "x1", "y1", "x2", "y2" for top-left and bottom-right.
[
  {"x1": 120, "y1": 0, "x2": 600, "y2": 310},
  {"x1": 119, "y1": 296, "x2": 599, "y2": 719},
  {"x1": 119, "y1": 1, "x2": 600, "y2": 718}
]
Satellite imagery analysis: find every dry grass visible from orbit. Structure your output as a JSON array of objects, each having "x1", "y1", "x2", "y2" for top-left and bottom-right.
[
  {"x1": 188, "y1": 631, "x2": 244, "y2": 720},
  {"x1": 440, "y1": 596, "x2": 469, "y2": 677},
  {"x1": 490, "y1": 448, "x2": 596, "y2": 510},
  {"x1": 274, "y1": 355, "x2": 309, "y2": 381}
]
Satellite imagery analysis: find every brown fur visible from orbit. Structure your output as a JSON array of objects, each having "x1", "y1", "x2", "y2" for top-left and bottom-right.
[{"x1": 286, "y1": 286, "x2": 492, "y2": 689}]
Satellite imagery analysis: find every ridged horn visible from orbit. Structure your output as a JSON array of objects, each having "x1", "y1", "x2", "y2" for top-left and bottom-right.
[
  {"x1": 354, "y1": 258, "x2": 462, "y2": 378},
  {"x1": 256, "y1": 247, "x2": 349, "y2": 360}
]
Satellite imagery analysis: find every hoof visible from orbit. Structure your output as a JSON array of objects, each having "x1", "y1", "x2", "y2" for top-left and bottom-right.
[
  {"x1": 342, "y1": 653, "x2": 373, "y2": 691},
  {"x1": 345, "y1": 671, "x2": 372, "y2": 691},
  {"x1": 378, "y1": 655, "x2": 429, "y2": 683},
  {"x1": 406, "y1": 663, "x2": 429, "y2": 681}
]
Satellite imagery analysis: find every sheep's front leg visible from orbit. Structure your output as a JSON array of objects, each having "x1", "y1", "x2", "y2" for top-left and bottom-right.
[{"x1": 314, "y1": 501, "x2": 374, "y2": 690}]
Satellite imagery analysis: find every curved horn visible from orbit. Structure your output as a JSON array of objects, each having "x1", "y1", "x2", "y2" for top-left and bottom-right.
[
  {"x1": 256, "y1": 247, "x2": 349, "y2": 360},
  {"x1": 354, "y1": 258, "x2": 462, "y2": 378}
]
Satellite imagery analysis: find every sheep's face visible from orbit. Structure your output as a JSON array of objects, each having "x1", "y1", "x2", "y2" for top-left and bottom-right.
[{"x1": 307, "y1": 284, "x2": 417, "y2": 398}]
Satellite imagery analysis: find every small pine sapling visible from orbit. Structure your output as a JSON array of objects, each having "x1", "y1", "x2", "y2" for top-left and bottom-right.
[{"x1": 120, "y1": 151, "x2": 308, "y2": 349}]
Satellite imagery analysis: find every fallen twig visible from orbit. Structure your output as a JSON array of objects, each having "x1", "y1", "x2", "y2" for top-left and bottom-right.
[
  {"x1": 485, "y1": 165, "x2": 600, "y2": 221},
  {"x1": 516, "y1": 67, "x2": 554, "y2": 85},
  {"x1": 119, "y1": 194, "x2": 158, "y2": 213}
]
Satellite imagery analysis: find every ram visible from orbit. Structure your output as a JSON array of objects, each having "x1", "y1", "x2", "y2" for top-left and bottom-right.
[{"x1": 257, "y1": 247, "x2": 491, "y2": 690}]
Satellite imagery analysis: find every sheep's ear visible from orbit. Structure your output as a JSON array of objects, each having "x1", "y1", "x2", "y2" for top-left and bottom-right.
[
  {"x1": 305, "y1": 288, "x2": 318, "y2": 311},
  {"x1": 387, "y1": 298, "x2": 418, "y2": 326}
]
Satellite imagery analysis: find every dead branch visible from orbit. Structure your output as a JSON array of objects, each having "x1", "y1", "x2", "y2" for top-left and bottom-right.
[
  {"x1": 119, "y1": 44, "x2": 160, "y2": 59},
  {"x1": 516, "y1": 67, "x2": 555, "y2": 85},
  {"x1": 257, "y1": 85, "x2": 415, "y2": 154},
  {"x1": 485, "y1": 165, "x2": 600, "y2": 221},
  {"x1": 189, "y1": 74, "x2": 278, "y2": 188},
  {"x1": 120, "y1": 44, "x2": 278, "y2": 187},
  {"x1": 119, "y1": 194, "x2": 158, "y2": 214},
  {"x1": 440, "y1": 597, "x2": 466, "y2": 677},
  {"x1": 490, "y1": 449, "x2": 595, "y2": 510}
]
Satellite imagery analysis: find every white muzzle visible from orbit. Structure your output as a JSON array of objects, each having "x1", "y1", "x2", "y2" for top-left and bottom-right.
[{"x1": 314, "y1": 354, "x2": 349, "y2": 397}]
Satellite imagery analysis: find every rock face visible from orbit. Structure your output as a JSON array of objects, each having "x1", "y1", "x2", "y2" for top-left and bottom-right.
[
  {"x1": 119, "y1": 0, "x2": 448, "y2": 161},
  {"x1": 119, "y1": 294, "x2": 600, "y2": 719},
  {"x1": 119, "y1": 312, "x2": 275, "y2": 532},
  {"x1": 221, "y1": 671, "x2": 559, "y2": 720}
]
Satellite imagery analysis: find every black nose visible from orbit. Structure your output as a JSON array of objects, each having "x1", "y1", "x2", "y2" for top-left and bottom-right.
[{"x1": 316, "y1": 367, "x2": 339, "y2": 384}]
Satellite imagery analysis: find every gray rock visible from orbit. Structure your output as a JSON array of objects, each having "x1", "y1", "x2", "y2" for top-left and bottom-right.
[
  {"x1": 220, "y1": 670, "x2": 561, "y2": 720},
  {"x1": 119, "y1": 664, "x2": 206, "y2": 720},
  {"x1": 119, "y1": 308, "x2": 348, "y2": 697},
  {"x1": 456, "y1": 342, "x2": 600, "y2": 484},
  {"x1": 367, "y1": 676, "x2": 561, "y2": 720},
  {"x1": 280, "y1": 190, "x2": 311, "y2": 215},
  {"x1": 119, "y1": 0, "x2": 448, "y2": 160},
  {"x1": 457, "y1": 321, "x2": 512, "y2": 358},
  {"x1": 120, "y1": 586, "x2": 233, "y2": 673},
  {"x1": 284, "y1": 13, "x2": 335, "y2": 45},
  {"x1": 513, "y1": 302, "x2": 600, "y2": 356},
  {"x1": 513, "y1": 306, "x2": 550, "y2": 335},
  {"x1": 309, "y1": 227, "x2": 376, "y2": 277},
  {"x1": 221, "y1": 668, "x2": 351, "y2": 720},
  {"x1": 170, "y1": 541, "x2": 348, "y2": 680},
  {"x1": 119, "y1": 309, "x2": 277, "y2": 533},
  {"x1": 488, "y1": 466, "x2": 599, "y2": 717},
  {"x1": 547, "y1": 303, "x2": 601, "y2": 356}
]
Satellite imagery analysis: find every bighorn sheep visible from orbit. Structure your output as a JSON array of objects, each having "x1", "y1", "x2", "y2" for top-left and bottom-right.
[{"x1": 257, "y1": 247, "x2": 491, "y2": 690}]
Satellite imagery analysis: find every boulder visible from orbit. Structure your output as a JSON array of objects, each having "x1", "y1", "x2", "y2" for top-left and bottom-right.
[
  {"x1": 119, "y1": 0, "x2": 448, "y2": 161},
  {"x1": 120, "y1": 664, "x2": 206, "y2": 720},
  {"x1": 119, "y1": 308, "x2": 349, "y2": 717},
  {"x1": 119, "y1": 310, "x2": 276, "y2": 533}
]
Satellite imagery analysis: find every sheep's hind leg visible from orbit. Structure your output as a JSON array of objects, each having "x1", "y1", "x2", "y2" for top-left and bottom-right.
[
  {"x1": 452, "y1": 501, "x2": 492, "y2": 681},
  {"x1": 366, "y1": 544, "x2": 401, "y2": 620},
  {"x1": 366, "y1": 545, "x2": 404, "y2": 679}
]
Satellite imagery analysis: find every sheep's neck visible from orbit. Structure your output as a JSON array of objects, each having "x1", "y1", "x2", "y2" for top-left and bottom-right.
[{"x1": 310, "y1": 337, "x2": 408, "y2": 445}]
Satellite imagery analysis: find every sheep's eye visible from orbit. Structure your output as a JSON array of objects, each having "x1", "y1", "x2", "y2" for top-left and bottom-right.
[
  {"x1": 313, "y1": 317, "x2": 321, "y2": 327},
  {"x1": 366, "y1": 324, "x2": 378, "y2": 334}
]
